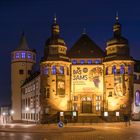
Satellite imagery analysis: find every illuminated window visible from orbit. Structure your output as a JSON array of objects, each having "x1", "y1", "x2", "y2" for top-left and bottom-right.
[
  {"x1": 52, "y1": 66, "x2": 56, "y2": 74},
  {"x1": 73, "y1": 103, "x2": 77, "y2": 111},
  {"x1": 60, "y1": 66, "x2": 64, "y2": 74},
  {"x1": 96, "y1": 96, "x2": 101, "y2": 101},
  {"x1": 104, "y1": 112, "x2": 108, "y2": 117},
  {"x1": 21, "y1": 52, "x2": 26, "y2": 58},
  {"x1": 16, "y1": 52, "x2": 20, "y2": 58},
  {"x1": 106, "y1": 67, "x2": 108, "y2": 75},
  {"x1": 95, "y1": 59, "x2": 101, "y2": 64},
  {"x1": 72, "y1": 60, "x2": 77, "y2": 64},
  {"x1": 120, "y1": 65, "x2": 125, "y2": 74},
  {"x1": 44, "y1": 66, "x2": 48, "y2": 75},
  {"x1": 128, "y1": 65, "x2": 131, "y2": 74},
  {"x1": 96, "y1": 102, "x2": 101, "y2": 111},
  {"x1": 135, "y1": 90, "x2": 140, "y2": 106},
  {"x1": 87, "y1": 60, "x2": 92, "y2": 64},
  {"x1": 27, "y1": 53, "x2": 32, "y2": 59},
  {"x1": 112, "y1": 65, "x2": 116, "y2": 74},
  {"x1": 80, "y1": 60, "x2": 85, "y2": 64}
]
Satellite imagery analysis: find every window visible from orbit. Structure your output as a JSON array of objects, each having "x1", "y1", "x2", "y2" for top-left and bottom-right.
[
  {"x1": 46, "y1": 88, "x2": 50, "y2": 98},
  {"x1": 72, "y1": 60, "x2": 77, "y2": 64},
  {"x1": 106, "y1": 67, "x2": 108, "y2": 75},
  {"x1": 28, "y1": 70, "x2": 31, "y2": 75},
  {"x1": 60, "y1": 66, "x2": 64, "y2": 74},
  {"x1": 112, "y1": 65, "x2": 116, "y2": 74},
  {"x1": 95, "y1": 60, "x2": 101, "y2": 64},
  {"x1": 108, "y1": 92, "x2": 112, "y2": 97},
  {"x1": 52, "y1": 66, "x2": 56, "y2": 74},
  {"x1": 27, "y1": 53, "x2": 32, "y2": 59},
  {"x1": 67, "y1": 67, "x2": 69, "y2": 75},
  {"x1": 73, "y1": 103, "x2": 77, "y2": 111},
  {"x1": 134, "y1": 74, "x2": 137, "y2": 80},
  {"x1": 73, "y1": 96, "x2": 78, "y2": 101},
  {"x1": 44, "y1": 66, "x2": 48, "y2": 75},
  {"x1": 87, "y1": 60, "x2": 92, "y2": 64},
  {"x1": 96, "y1": 96, "x2": 101, "y2": 101},
  {"x1": 80, "y1": 60, "x2": 85, "y2": 64},
  {"x1": 120, "y1": 65, "x2": 125, "y2": 74},
  {"x1": 21, "y1": 52, "x2": 26, "y2": 58},
  {"x1": 96, "y1": 102, "x2": 101, "y2": 111},
  {"x1": 19, "y1": 69, "x2": 24, "y2": 74},
  {"x1": 128, "y1": 65, "x2": 131, "y2": 74},
  {"x1": 135, "y1": 90, "x2": 140, "y2": 106},
  {"x1": 16, "y1": 52, "x2": 20, "y2": 58}
]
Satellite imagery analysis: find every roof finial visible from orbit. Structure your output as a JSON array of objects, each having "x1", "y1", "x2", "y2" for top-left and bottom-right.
[
  {"x1": 116, "y1": 11, "x2": 119, "y2": 21},
  {"x1": 54, "y1": 14, "x2": 57, "y2": 24},
  {"x1": 83, "y1": 28, "x2": 86, "y2": 34}
]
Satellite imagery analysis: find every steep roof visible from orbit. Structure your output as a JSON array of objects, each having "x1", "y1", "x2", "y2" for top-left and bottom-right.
[
  {"x1": 68, "y1": 34, "x2": 105, "y2": 58},
  {"x1": 14, "y1": 32, "x2": 35, "y2": 52}
]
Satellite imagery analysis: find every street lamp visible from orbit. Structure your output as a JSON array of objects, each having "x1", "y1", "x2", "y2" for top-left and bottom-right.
[
  {"x1": 10, "y1": 110, "x2": 14, "y2": 123},
  {"x1": 25, "y1": 107, "x2": 29, "y2": 124},
  {"x1": 2, "y1": 112, "x2": 6, "y2": 124}
]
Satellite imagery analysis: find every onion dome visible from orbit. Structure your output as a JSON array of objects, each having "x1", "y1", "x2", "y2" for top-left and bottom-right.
[
  {"x1": 42, "y1": 16, "x2": 69, "y2": 62},
  {"x1": 105, "y1": 13, "x2": 133, "y2": 61},
  {"x1": 68, "y1": 33, "x2": 105, "y2": 58}
]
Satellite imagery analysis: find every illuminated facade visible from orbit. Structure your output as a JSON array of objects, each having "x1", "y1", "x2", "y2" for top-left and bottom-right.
[{"x1": 12, "y1": 16, "x2": 140, "y2": 123}]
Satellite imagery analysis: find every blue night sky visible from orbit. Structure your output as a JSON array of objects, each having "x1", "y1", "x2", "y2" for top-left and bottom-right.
[{"x1": 0, "y1": 0, "x2": 140, "y2": 105}]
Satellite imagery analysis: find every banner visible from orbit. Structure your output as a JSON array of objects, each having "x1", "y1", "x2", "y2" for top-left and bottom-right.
[
  {"x1": 114, "y1": 75, "x2": 125, "y2": 97},
  {"x1": 72, "y1": 65, "x2": 103, "y2": 93},
  {"x1": 57, "y1": 75, "x2": 65, "y2": 95}
]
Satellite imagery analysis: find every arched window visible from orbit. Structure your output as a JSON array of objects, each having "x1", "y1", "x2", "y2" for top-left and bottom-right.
[
  {"x1": 21, "y1": 52, "x2": 26, "y2": 58},
  {"x1": 128, "y1": 65, "x2": 131, "y2": 74},
  {"x1": 112, "y1": 65, "x2": 116, "y2": 74},
  {"x1": 52, "y1": 66, "x2": 56, "y2": 74},
  {"x1": 120, "y1": 65, "x2": 125, "y2": 74},
  {"x1": 135, "y1": 90, "x2": 140, "y2": 106},
  {"x1": 87, "y1": 60, "x2": 92, "y2": 64},
  {"x1": 60, "y1": 66, "x2": 64, "y2": 74},
  {"x1": 106, "y1": 67, "x2": 108, "y2": 75}
]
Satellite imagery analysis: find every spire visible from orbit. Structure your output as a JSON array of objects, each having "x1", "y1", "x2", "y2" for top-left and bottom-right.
[
  {"x1": 83, "y1": 28, "x2": 86, "y2": 34},
  {"x1": 18, "y1": 31, "x2": 29, "y2": 50},
  {"x1": 51, "y1": 15, "x2": 60, "y2": 36},
  {"x1": 113, "y1": 12, "x2": 121, "y2": 37},
  {"x1": 54, "y1": 14, "x2": 57, "y2": 24},
  {"x1": 116, "y1": 11, "x2": 119, "y2": 21}
]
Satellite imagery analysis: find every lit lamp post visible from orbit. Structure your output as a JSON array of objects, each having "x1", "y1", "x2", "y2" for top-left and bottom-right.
[
  {"x1": 25, "y1": 107, "x2": 29, "y2": 124},
  {"x1": 10, "y1": 110, "x2": 14, "y2": 123},
  {"x1": 2, "y1": 112, "x2": 6, "y2": 124}
]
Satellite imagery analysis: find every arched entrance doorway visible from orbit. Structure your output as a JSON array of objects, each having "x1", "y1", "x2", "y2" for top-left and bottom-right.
[{"x1": 82, "y1": 97, "x2": 92, "y2": 113}]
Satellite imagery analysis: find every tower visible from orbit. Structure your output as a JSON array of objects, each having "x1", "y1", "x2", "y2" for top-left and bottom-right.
[
  {"x1": 40, "y1": 17, "x2": 71, "y2": 123},
  {"x1": 103, "y1": 14, "x2": 134, "y2": 118},
  {"x1": 11, "y1": 32, "x2": 36, "y2": 121}
]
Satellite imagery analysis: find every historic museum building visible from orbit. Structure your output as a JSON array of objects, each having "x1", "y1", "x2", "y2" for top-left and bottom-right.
[{"x1": 11, "y1": 16, "x2": 140, "y2": 123}]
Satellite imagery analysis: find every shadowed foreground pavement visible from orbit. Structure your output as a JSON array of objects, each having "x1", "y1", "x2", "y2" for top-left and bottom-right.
[{"x1": 0, "y1": 122, "x2": 140, "y2": 140}]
